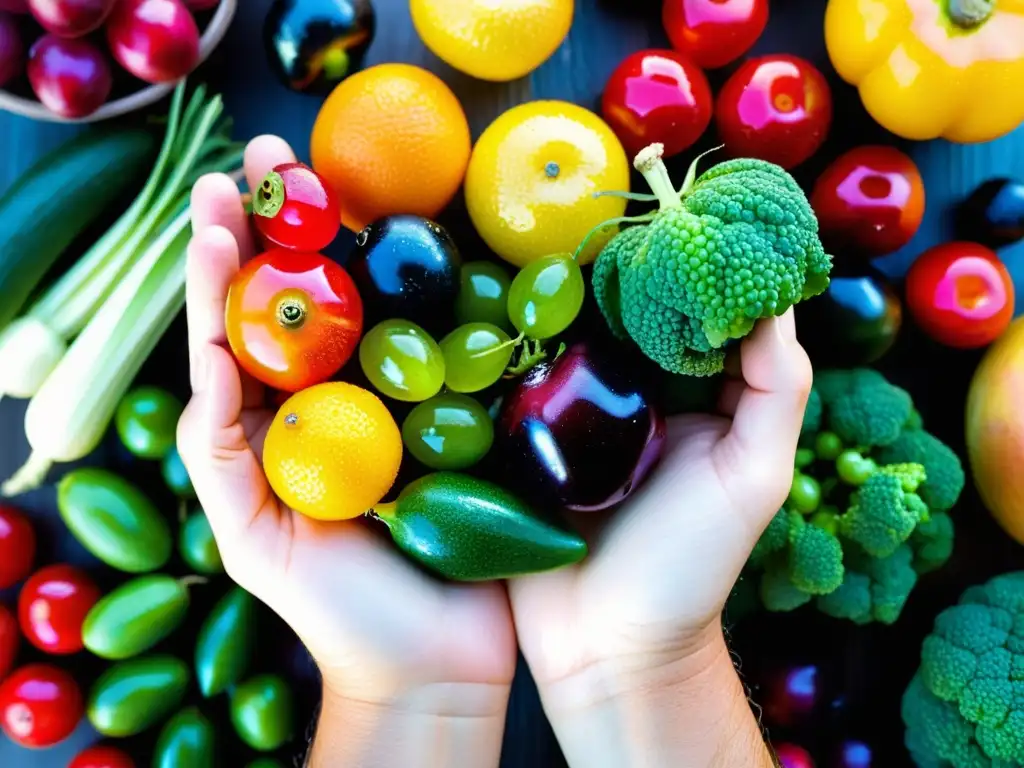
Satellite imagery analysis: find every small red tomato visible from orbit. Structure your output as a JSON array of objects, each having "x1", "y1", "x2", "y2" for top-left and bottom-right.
[
  {"x1": 906, "y1": 242, "x2": 1014, "y2": 349},
  {"x1": 812, "y1": 146, "x2": 925, "y2": 258},
  {"x1": 715, "y1": 54, "x2": 832, "y2": 169},
  {"x1": 0, "y1": 505, "x2": 35, "y2": 589},
  {"x1": 254, "y1": 162, "x2": 342, "y2": 252},
  {"x1": 662, "y1": 0, "x2": 767, "y2": 69},
  {"x1": 0, "y1": 605, "x2": 18, "y2": 684},
  {"x1": 776, "y1": 743, "x2": 816, "y2": 768},
  {"x1": 18, "y1": 565, "x2": 100, "y2": 656},
  {"x1": 601, "y1": 49, "x2": 712, "y2": 159},
  {"x1": 0, "y1": 663, "x2": 83, "y2": 748},
  {"x1": 226, "y1": 250, "x2": 364, "y2": 391},
  {"x1": 69, "y1": 744, "x2": 137, "y2": 768}
]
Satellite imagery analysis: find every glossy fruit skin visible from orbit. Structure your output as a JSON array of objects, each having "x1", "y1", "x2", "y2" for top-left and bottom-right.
[
  {"x1": 811, "y1": 146, "x2": 925, "y2": 258},
  {"x1": 27, "y1": 34, "x2": 112, "y2": 119},
  {"x1": 402, "y1": 393, "x2": 495, "y2": 470},
  {"x1": 0, "y1": 605, "x2": 18, "y2": 684},
  {"x1": 18, "y1": 565, "x2": 99, "y2": 655},
  {"x1": 439, "y1": 323, "x2": 513, "y2": 393},
  {"x1": 374, "y1": 472, "x2": 588, "y2": 581},
  {"x1": 761, "y1": 664, "x2": 822, "y2": 728},
  {"x1": 465, "y1": 101, "x2": 630, "y2": 268},
  {"x1": 776, "y1": 744, "x2": 816, "y2": 768},
  {"x1": 68, "y1": 745, "x2": 137, "y2": 768},
  {"x1": 831, "y1": 740, "x2": 872, "y2": 768},
  {"x1": 87, "y1": 656, "x2": 189, "y2": 737},
  {"x1": 162, "y1": 448, "x2": 195, "y2": 499},
  {"x1": 179, "y1": 510, "x2": 223, "y2": 575},
  {"x1": 195, "y1": 587, "x2": 257, "y2": 697},
  {"x1": 601, "y1": 49, "x2": 712, "y2": 159},
  {"x1": 115, "y1": 386, "x2": 184, "y2": 460},
  {"x1": 0, "y1": 663, "x2": 83, "y2": 748},
  {"x1": 82, "y1": 575, "x2": 190, "y2": 660},
  {"x1": 58, "y1": 468, "x2": 172, "y2": 573},
  {"x1": 0, "y1": 0, "x2": 28, "y2": 12},
  {"x1": 359, "y1": 319, "x2": 446, "y2": 402},
  {"x1": 225, "y1": 250, "x2": 363, "y2": 392},
  {"x1": 347, "y1": 215, "x2": 462, "y2": 331},
  {"x1": 716, "y1": 54, "x2": 833, "y2": 170},
  {"x1": 507, "y1": 253, "x2": 585, "y2": 340},
  {"x1": 662, "y1": 0, "x2": 767, "y2": 69},
  {"x1": 906, "y1": 242, "x2": 1014, "y2": 349},
  {"x1": 957, "y1": 178, "x2": 1024, "y2": 250},
  {"x1": 796, "y1": 273, "x2": 902, "y2": 368},
  {"x1": 106, "y1": 0, "x2": 200, "y2": 83},
  {"x1": 0, "y1": 505, "x2": 35, "y2": 589},
  {"x1": 230, "y1": 674, "x2": 294, "y2": 752},
  {"x1": 0, "y1": 13, "x2": 23, "y2": 88},
  {"x1": 153, "y1": 707, "x2": 215, "y2": 768},
  {"x1": 455, "y1": 261, "x2": 514, "y2": 331},
  {"x1": 263, "y1": 382, "x2": 403, "y2": 521},
  {"x1": 498, "y1": 342, "x2": 665, "y2": 511},
  {"x1": 264, "y1": 0, "x2": 375, "y2": 94},
  {"x1": 253, "y1": 162, "x2": 341, "y2": 252},
  {"x1": 28, "y1": 0, "x2": 116, "y2": 37}
]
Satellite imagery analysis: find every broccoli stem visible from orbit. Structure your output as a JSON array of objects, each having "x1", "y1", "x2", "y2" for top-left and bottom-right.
[{"x1": 634, "y1": 144, "x2": 681, "y2": 210}]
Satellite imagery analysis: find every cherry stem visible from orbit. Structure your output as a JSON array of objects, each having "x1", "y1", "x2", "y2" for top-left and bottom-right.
[
  {"x1": 253, "y1": 171, "x2": 285, "y2": 219},
  {"x1": 469, "y1": 332, "x2": 525, "y2": 359}
]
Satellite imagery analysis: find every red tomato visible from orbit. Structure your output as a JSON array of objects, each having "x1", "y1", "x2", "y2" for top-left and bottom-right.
[
  {"x1": 0, "y1": 605, "x2": 18, "y2": 684},
  {"x1": 906, "y1": 242, "x2": 1014, "y2": 349},
  {"x1": 69, "y1": 745, "x2": 137, "y2": 768},
  {"x1": 601, "y1": 49, "x2": 712, "y2": 159},
  {"x1": 254, "y1": 162, "x2": 341, "y2": 252},
  {"x1": 662, "y1": 0, "x2": 767, "y2": 69},
  {"x1": 0, "y1": 663, "x2": 83, "y2": 748},
  {"x1": 18, "y1": 565, "x2": 100, "y2": 656},
  {"x1": 0, "y1": 505, "x2": 35, "y2": 589},
  {"x1": 225, "y1": 250, "x2": 364, "y2": 391},
  {"x1": 715, "y1": 54, "x2": 832, "y2": 169},
  {"x1": 812, "y1": 146, "x2": 925, "y2": 258}
]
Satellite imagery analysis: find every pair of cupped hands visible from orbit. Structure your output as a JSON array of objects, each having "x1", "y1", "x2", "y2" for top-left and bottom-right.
[{"x1": 178, "y1": 137, "x2": 812, "y2": 758}]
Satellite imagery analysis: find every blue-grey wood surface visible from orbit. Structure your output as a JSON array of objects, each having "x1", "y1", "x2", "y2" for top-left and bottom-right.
[{"x1": 1, "y1": 0, "x2": 1022, "y2": 766}]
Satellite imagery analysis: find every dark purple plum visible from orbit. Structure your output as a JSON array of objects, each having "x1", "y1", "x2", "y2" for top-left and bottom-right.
[
  {"x1": 0, "y1": 13, "x2": 22, "y2": 87},
  {"x1": 27, "y1": 34, "x2": 111, "y2": 118},
  {"x1": 761, "y1": 663, "x2": 823, "y2": 728},
  {"x1": 496, "y1": 342, "x2": 665, "y2": 512}
]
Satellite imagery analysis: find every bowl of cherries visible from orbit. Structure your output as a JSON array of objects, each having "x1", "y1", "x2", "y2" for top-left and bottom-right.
[{"x1": 0, "y1": 0, "x2": 236, "y2": 122}]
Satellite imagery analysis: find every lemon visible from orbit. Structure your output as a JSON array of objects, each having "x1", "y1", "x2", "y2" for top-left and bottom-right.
[{"x1": 465, "y1": 101, "x2": 630, "y2": 268}]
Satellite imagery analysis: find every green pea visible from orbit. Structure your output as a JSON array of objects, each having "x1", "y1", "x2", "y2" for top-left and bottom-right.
[
  {"x1": 179, "y1": 509, "x2": 224, "y2": 575},
  {"x1": 230, "y1": 674, "x2": 295, "y2": 752},
  {"x1": 153, "y1": 707, "x2": 215, "y2": 768},
  {"x1": 810, "y1": 509, "x2": 839, "y2": 535},
  {"x1": 195, "y1": 587, "x2": 257, "y2": 698},
  {"x1": 88, "y1": 656, "x2": 189, "y2": 737},
  {"x1": 115, "y1": 386, "x2": 184, "y2": 460},
  {"x1": 794, "y1": 448, "x2": 816, "y2": 469},
  {"x1": 162, "y1": 447, "x2": 196, "y2": 499},
  {"x1": 815, "y1": 431, "x2": 843, "y2": 461},
  {"x1": 82, "y1": 574, "x2": 191, "y2": 660},
  {"x1": 788, "y1": 473, "x2": 821, "y2": 514},
  {"x1": 836, "y1": 451, "x2": 878, "y2": 486}
]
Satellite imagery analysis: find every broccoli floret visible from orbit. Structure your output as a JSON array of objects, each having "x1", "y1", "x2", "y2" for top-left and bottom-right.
[
  {"x1": 839, "y1": 464, "x2": 929, "y2": 558},
  {"x1": 819, "y1": 368, "x2": 913, "y2": 447},
  {"x1": 903, "y1": 572, "x2": 1024, "y2": 767},
  {"x1": 788, "y1": 511, "x2": 844, "y2": 595},
  {"x1": 817, "y1": 544, "x2": 918, "y2": 626},
  {"x1": 906, "y1": 408, "x2": 924, "y2": 431},
  {"x1": 760, "y1": 559, "x2": 814, "y2": 612},
  {"x1": 590, "y1": 145, "x2": 831, "y2": 376},
  {"x1": 802, "y1": 387, "x2": 822, "y2": 436},
  {"x1": 876, "y1": 429, "x2": 966, "y2": 512},
  {"x1": 749, "y1": 508, "x2": 790, "y2": 568},
  {"x1": 911, "y1": 512, "x2": 955, "y2": 575}
]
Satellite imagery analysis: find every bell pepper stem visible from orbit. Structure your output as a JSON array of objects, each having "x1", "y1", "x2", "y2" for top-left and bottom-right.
[{"x1": 947, "y1": 0, "x2": 994, "y2": 27}]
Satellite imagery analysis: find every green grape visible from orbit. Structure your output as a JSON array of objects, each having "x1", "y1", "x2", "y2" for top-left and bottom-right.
[
  {"x1": 359, "y1": 319, "x2": 445, "y2": 402},
  {"x1": 439, "y1": 322, "x2": 514, "y2": 393},
  {"x1": 402, "y1": 393, "x2": 494, "y2": 470},
  {"x1": 455, "y1": 261, "x2": 514, "y2": 332},
  {"x1": 507, "y1": 253, "x2": 584, "y2": 339}
]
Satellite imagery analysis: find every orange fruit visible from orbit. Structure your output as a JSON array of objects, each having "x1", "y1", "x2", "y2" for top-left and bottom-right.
[
  {"x1": 310, "y1": 63, "x2": 472, "y2": 232},
  {"x1": 262, "y1": 382, "x2": 402, "y2": 521}
]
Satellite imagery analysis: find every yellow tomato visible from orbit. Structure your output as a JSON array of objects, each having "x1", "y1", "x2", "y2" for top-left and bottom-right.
[
  {"x1": 410, "y1": 0, "x2": 574, "y2": 82},
  {"x1": 465, "y1": 101, "x2": 630, "y2": 268}
]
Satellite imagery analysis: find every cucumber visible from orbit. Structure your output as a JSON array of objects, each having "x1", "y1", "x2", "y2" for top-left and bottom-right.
[{"x1": 0, "y1": 128, "x2": 157, "y2": 329}]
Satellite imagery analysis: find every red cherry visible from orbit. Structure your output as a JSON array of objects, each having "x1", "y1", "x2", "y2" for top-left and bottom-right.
[
  {"x1": 27, "y1": 34, "x2": 112, "y2": 119},
  {"x1": 18, "y1": 565, "x2": 100, "y2": 655},
  {"x1": 0, "y1": 663, "x2": 83, "y2": 748},
  {"x1": 812, "y1": 146, "x2": 925, "y2": 258},
  {"x1": 715, "y1": 54, "x2": 832, "y2": 169},
  {"x1": 662, "y1": 0, "x2": 768, "y2": 69},
  {"x1": 601, "y1": 49, "x2": 712, "y2": 159},
  {"x1": 0, "y1": 605, "x2": 18, "y2": 684},
  {"x1": 253, "y1": 162, "x2": 342, "y2": 252},
  {"x1": 69, "y1": 744, "x2": 137, "y2": 768},
  {"x1": 0, "y1": 505, "x2": 35, "y2": 589}
]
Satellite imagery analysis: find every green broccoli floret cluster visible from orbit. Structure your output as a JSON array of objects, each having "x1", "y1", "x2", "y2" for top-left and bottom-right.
[
  {"x1": 591, "y1": 144, "x2": 832, "y2": 377},
  {"x1": 744, "y1": 368, "x2": 965, "y2": 626},
  {"x1": 902, "y1": 572, "x2": 1024, "y2": 767}
]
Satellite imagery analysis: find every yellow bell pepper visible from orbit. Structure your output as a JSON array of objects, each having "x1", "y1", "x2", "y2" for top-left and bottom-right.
[{"x1": 825, "y1": 0, "x2": 1024, "y2": 143}]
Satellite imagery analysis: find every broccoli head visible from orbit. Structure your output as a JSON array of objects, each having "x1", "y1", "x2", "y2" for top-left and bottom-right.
[
  {"x1": 802, "y1": 387, "x2": 823, "y2": 436},
  {"x1": 839, "y1": 463, "x2": 929, "y2": 558},
  {"x1": 875, "y1": 429, "x2": 966, "y2": 513},
  {"x1": 903, "y1": 572, "x2": 1024, "y2": 767},
  {"x1": 591, "y1": 144, "x2": 832, "y2": 376},
  {"x1": 817, "y1": 543, "x2": 918, "y2": 626},
  {"x1": 814, "y1": 368, "x2": 913, "y2": 447},
  {"x1": 910, "y1": 512, "x2": 955, "y2": 575}
]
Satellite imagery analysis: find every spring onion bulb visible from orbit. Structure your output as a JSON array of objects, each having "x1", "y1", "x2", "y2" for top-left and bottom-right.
[{"x1": 0, "y1": 83, "x2": 240, "y2": 406}]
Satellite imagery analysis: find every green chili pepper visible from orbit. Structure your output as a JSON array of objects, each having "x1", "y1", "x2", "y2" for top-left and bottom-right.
[
  {"x1": 195, "y1": 586, "x2": 257, "y2": 697},
  {"x1": 230, "y1": 674, "x2": 294, "y2": 752},
  {"x1": 82, "y1": 574, "x2": 194, "y2": 660},
  {"x1": 87, "y1": 655, "x2": 189, "y2": 737},
  {"x1": 153, "y1": 707, "x2": 215, "y2": 768}
]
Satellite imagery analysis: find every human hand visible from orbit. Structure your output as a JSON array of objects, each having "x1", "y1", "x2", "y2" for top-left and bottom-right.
[
  {"x1": 177, "y1": 136, "x2": 516, "y2": 763},
  {"x1": 509, "y1": 311, "x2": 811, "y2": 766}
]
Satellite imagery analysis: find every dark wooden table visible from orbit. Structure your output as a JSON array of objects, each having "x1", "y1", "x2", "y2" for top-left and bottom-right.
[{"x1": 1, "y1": 1, "x2": 1023, "y2": 766}]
